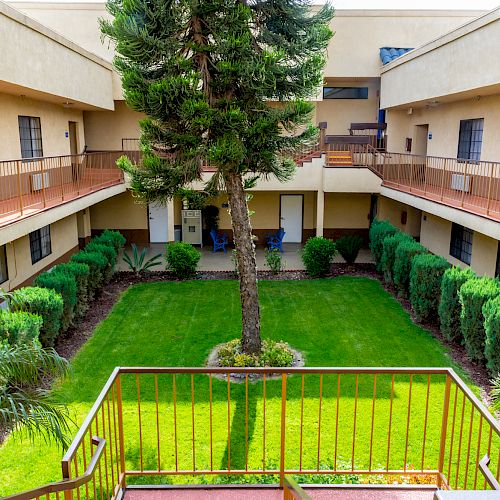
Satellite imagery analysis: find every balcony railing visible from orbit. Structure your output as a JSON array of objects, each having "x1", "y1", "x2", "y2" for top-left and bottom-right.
[
  {"x1": 4, "y1": 367, "x2": 500, "y2": 499},
  {"x1": 0, "y1": 152, "x2": 125, "y2": 226}
]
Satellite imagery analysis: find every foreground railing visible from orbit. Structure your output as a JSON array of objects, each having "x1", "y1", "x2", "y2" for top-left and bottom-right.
[
  {"x1": 4, "y1": 367, "x2": 500, "y2": 499},
  {"x1": 0, "y1": 152, "x2": 125, "y2": 223}
]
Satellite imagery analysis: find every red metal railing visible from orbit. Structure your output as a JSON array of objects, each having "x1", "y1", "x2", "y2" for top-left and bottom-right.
[
  {"x1": 0, "y1": 152, "x2": 125, "y2": 225},
  {"x1": 3, "y1": 367, "x2": 500, "y2": 499}
]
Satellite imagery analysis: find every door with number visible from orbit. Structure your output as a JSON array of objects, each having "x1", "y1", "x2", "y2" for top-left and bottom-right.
[
  {"x1": 280, "y1": 195, "x2": 303, "y2": 243},
  {"x1": 148, "y1": 203, "x2": 169, "y2": 243}
]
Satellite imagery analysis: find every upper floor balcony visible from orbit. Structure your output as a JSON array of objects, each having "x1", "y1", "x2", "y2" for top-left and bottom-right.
[
  {"x1": 0, "y1": 152, "x2": 125, "y2": 228},
  {"x1": 4, "y1": 367, "x2": 500, "y2": 500}
]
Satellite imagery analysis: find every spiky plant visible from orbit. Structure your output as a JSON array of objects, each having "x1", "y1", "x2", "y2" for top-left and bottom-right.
[
  {"x1": 101, "y1": 0, "x2": 334, "y2": 354},
  {"x1": 0, "y1": 342, "x2": 71, "y2": 447}
]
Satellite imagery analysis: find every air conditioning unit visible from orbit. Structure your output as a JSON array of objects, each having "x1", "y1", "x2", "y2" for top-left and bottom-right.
[
  {"x1": 31, "y1": 172, "x2": 50, "y2": 192},
  {"x1": 450, "y1": 173, "x2": 471, "y2": 193}
]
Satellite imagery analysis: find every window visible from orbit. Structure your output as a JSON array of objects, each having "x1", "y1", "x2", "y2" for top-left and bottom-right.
[
  {"x1": 323, "y1": 87, "x2": 368, "y2": 99},
  {"x1": 0, "y1": 245, "x2": 8, "y2": 284},
  {"x1": 30, "y1": 225, "x2": 51, "y2": 264},
  {"x1": 450, "y1": 223, "x2": 473, "y2": 265},
  {"x1": 18, "y1": 116, "x2": 43, "y2": 159},
  {"x1": 457, "y1": 118, "x2": 483, "y2": 161}
]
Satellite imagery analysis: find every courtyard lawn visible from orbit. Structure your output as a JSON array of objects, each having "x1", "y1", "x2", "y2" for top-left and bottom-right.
[{"x1": 0, "y1": 277, "x2": 476, "y2": 495}]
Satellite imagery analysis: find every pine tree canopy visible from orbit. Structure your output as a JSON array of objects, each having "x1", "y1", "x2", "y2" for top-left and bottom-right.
[{"x1": 101, "y1": 0, "x2": 334, "y2": 202}]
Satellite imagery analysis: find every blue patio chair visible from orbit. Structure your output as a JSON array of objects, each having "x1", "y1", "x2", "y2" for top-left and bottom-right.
[
  {"x1": 267, "y1": 228, "x2": 285, "y2": 252},
  {"x1": 210, "y1": 229, "x2": 228, "y2": 253}
]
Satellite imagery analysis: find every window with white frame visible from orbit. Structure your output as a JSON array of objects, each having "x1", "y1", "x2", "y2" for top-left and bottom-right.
[
  {"x1": 0, "y1": 245, "x2": 8, "y2": 284},
  {"x1": 18, "y1": 116, "x2": 43, "y2": 159},
  {"x1": 457, "y1": 118, "x2": 483, "y2": 162},
  {"x1": 29, "y1": 225, "x2": 52, "y2": 264}
]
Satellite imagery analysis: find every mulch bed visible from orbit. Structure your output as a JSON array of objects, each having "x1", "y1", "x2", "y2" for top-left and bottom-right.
[{"x1": 54, "y1": 265, "x2": 494, "y2": 405}]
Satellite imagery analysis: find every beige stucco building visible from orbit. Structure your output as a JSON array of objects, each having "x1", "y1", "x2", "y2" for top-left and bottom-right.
[{"x1": 0, "y1": 2, "x2": 498, "y2": 290}]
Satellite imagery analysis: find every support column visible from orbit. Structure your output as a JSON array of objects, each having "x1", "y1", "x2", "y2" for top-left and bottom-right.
[
  {"x1": 167, "y1": 199, "x2": 175, "y2": 242},
  {"x1": 316, "y1": 189, "x2": 324, "y2": 237}
]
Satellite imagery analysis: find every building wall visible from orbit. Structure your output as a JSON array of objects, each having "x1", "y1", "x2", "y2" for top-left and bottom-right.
[
  {"x1": 0, "y1": 93, "x2": 85, "y2": 160},
  {"x1": 89, "y1": 191, "x2": 148, "y2": 244},
  {"x1": 315, "y1": 79, "x2": 380, "y2": 136},
  {"x1": 2, "y1": 213, "x2": 78, "y2": 291},
  {"x1": 324, "y1": 193, "x2": 370, "y2": 228},
  {"x1": 377, "y1": 196, "x2": 422, "y2": 237},
  {"x1": 420, "y1": 212, "x2": 498, "y2": 276},
  {"x1": 84, "y1": 101, "x2": 143, "y2": 151},
  {"x1": 386, "y1": 93, "x2": 500, "y2": 162}
]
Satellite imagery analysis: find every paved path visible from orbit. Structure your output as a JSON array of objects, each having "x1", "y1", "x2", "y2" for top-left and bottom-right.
[{"x1": 118, "y1": 243, "x2": 374, "y2": 272}]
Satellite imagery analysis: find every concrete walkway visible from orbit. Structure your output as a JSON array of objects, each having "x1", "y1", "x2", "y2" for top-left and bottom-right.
[{"x1": 118, "y1": 243, "x2": 374, "y2": 272}]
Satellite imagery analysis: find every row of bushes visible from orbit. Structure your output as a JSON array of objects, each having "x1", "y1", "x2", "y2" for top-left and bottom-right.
[
  {"x1": 369, "y1": 219, "x2": 500, "y2": 374},
  {"x1": 0, "y1": 230, "x2": 126, "y2": 348}
]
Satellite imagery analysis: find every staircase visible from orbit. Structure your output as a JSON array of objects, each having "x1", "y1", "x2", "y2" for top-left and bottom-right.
[{"x1": 327, "y1": 150, "x2": 354, "y2": 166}]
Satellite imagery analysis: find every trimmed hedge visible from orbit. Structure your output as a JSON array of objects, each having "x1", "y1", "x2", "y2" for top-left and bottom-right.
[
  {"x1": 409, "y1": 254, "x2": 450, "y2": 323},
  {"x1": 34, "y1": 272, "x2": 77, "y2": 332},
  {"x1": 393, "y1": 240, "x2": 427, "y2": 296},
  {"x1": 0, "y1": 311, "x2": 42, "y2": 345},
  {"x1": 71, "y1": 251, "x2": 108, "y2": 299},
  {"x1": 335, "y1": 235, "x2": 363, "y2": 265},
  {"x1": 459, "y1": 277, "x2": 500, "y2": 363},
  {"x1": 369, "y1": 219, "x2": 399, "y2": 271},
  {"x1": 439, "y1": 267, "x2": 476, "y2": 343},
  {"x1": 11, "y1": 287, "x2": 64, "y2": 347},
  {"x1": 301, "y1": 237, "x2": 337, "y2": 277},
  {"x1": 484, "y1": 296, "x2": 500, "y2": 375},
  {"x1": 84, "y1": 241, "x2": 117, "y2": 282},
  {"x1": 93, "y1": 230, "x2": 126, "y2": 253},
  {"x1": 381, "y1": 232, "x2": 412, "y2": 283},
  {"x1": 51, "y1": 262, "x2": 90, "y2": 321},
  {"x1": 166, "y1": 242, "x2": 201, "y2": 279}
]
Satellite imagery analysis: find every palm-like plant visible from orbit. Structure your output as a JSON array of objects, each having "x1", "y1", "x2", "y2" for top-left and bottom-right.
[
  {"x1": 0, "y1": 342, "x2": 71, "y2": 447},
  {"x1": 123, "y1": 244, "x2": 163, "y2": 275}
]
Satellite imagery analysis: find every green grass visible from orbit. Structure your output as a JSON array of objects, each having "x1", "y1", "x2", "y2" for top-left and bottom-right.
[{"x1": 0, "y1": 278, "x2": 487, "y2": 495}]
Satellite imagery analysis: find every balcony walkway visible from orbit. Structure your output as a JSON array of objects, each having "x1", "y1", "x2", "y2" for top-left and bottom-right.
[{"x1": 125, "y1": 487, "x2": 436, "y2": 499}]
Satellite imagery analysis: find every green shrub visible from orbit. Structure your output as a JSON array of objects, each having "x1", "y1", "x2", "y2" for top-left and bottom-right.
[
  {"x1": 439, "y1": 267, "x2": 476, "y2": 343},
  {"x1": 335, "y1": 235, "x2": 363, "y2": 265},
  {"x1": 381, "y1": 232, "x2": 412, "y2": 283},
  {"x1": 484, "y1": 296, "x2": 500, "y2": 375},
  {"x1": 0, "y1": 311, "x2": 42, "y2": 345},
  {"x1": 369, "y1": 219, "x2": 399, "y2": 271},
  {"x1": 85, "y1": 241, "x2": 117, "y2": 282},
  {"x1": 217, "y1": 338, "x2": 294, "y2": 367},
  {"x1": 301, "y1": 237, "x2": 337, "y2": 277},
  {"x1": 51, "y1": 262, "x2": 90, "y2": 320},
  {"x1": 71, "y1": 251, "x2": 108, "y2": 298},
  {"x1": 409, "y1": 254, "x2": 450, "y2": 324},
  {"x1": 459, "y1": 277, "x2": 500, "y2": 363},
  {"x1": 34, "y1": 272, "x2": 77, "y2": 332},
  {"x1": 393, "y1": 240, "x2": 427, "y2": 296},
  {"x1": 265, "y1": 248, "x2": 283, "y2": 274},
  {"x1": 166, "y1": 242, "x2": 200, "y2": 279},
  {"x1": 11, "y1": 287, "x2": 63, "y2": 347},
  {"x1": 92, "y1": 230, "x2": 126, "y2": 253}
]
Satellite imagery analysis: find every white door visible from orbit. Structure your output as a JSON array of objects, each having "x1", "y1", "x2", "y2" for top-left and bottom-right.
[
  {"x1": 280, "y1": 195, "x2": 303, "y2": 243},
  {"x1": 148, "y1": 203, "x2": 169, "y2": 243}
]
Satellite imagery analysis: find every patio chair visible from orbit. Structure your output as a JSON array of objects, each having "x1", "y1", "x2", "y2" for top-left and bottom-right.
[
  {"x1": 210, "y1": 229, "x2": 228, "y2": 253},
  {"x1": 267, "y1": 228, "x2": 285, "y2": 252}
]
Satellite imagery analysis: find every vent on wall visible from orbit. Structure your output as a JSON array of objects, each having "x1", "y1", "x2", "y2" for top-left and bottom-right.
[
  {"x1": 450, "y1": 173, "x2": 471, "y2": 193},
  {"x1": 30, "y1": 172, "x2": 50, "y2": 192}
]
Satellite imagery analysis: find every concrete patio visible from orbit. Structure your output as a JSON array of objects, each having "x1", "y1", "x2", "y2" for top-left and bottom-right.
[{"x1": 118, "y1": 243, "x2": 374, "y2": 272}]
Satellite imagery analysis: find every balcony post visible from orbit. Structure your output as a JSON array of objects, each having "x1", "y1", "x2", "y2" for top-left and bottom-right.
[
  {"x1": 461, "y1": 161, "x2": 469, "y2": 207},
  {"x1": 16, "y1": 160, "x2": 24, "y2": 216},
  {"x1": 59, "y1": 156, "x2": 65, "y2": 201},
  {"x1": 40, "y1": 158, "x2": 47, "y2": 208},
  {"x1": 439, "y1": 159, "x2": 447, "y2": 201},
  {"x1": 486, "y1": 162, "x2": 494, "y2": 215},
  {"x1": 437, "y1": 374, "x2": 452, "y2": 488},
  {"x1": 115, "y1": 373, "x2": 127, "y2": 489},
  {"x1": 279, "y1": 373, "x2": 287, "y2": 488}
]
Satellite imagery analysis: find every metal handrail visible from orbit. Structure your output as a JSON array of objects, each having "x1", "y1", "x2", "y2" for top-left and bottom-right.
[
  {"x1": 479, "y1": 455, "x2": 500, "y2": 490},
  {"x1": 284, "y1": 477, "x2": 311, "y2": 500},
  {"x1": 3, "y1": 436, "x2": 106, "y2": 500}
]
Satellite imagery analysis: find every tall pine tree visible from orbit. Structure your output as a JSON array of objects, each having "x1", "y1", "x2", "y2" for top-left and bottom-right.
[{"x1": 101, "y1": 0, "x2": 333, "y2": 354}]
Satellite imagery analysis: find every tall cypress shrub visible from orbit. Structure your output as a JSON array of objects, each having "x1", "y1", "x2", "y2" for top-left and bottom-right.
[
  {"x1": 369, "y1": 219, "x2": 399, "y2": 271},
  {"x1": 484, "y1": 296, "x2": 500, "y2": 375},
  {"x1": 381, "y1": 232, "x2": 412, "y2": 283},
  {"x1": 393, "y1": 240, "x2": 427, "y2": 297},
  {"x1": 439, "y1": 267, "x2": 476, "y2": 343}
]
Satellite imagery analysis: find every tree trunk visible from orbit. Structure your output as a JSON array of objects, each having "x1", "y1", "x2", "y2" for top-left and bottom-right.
[{"x1": 225, "y1": 172, "x2": 262, "y2": 355}]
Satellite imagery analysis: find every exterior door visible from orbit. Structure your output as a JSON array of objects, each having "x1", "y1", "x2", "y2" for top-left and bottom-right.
[
  {"x1": 148, "y1": 203, "x2": 169, "y2": 243},
  {"x1": 68, "y1": 122, "x2": 78, "y2": 155},
  {"x1": 280, "y1": 195, "x2": 303, "y2": 243}
]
